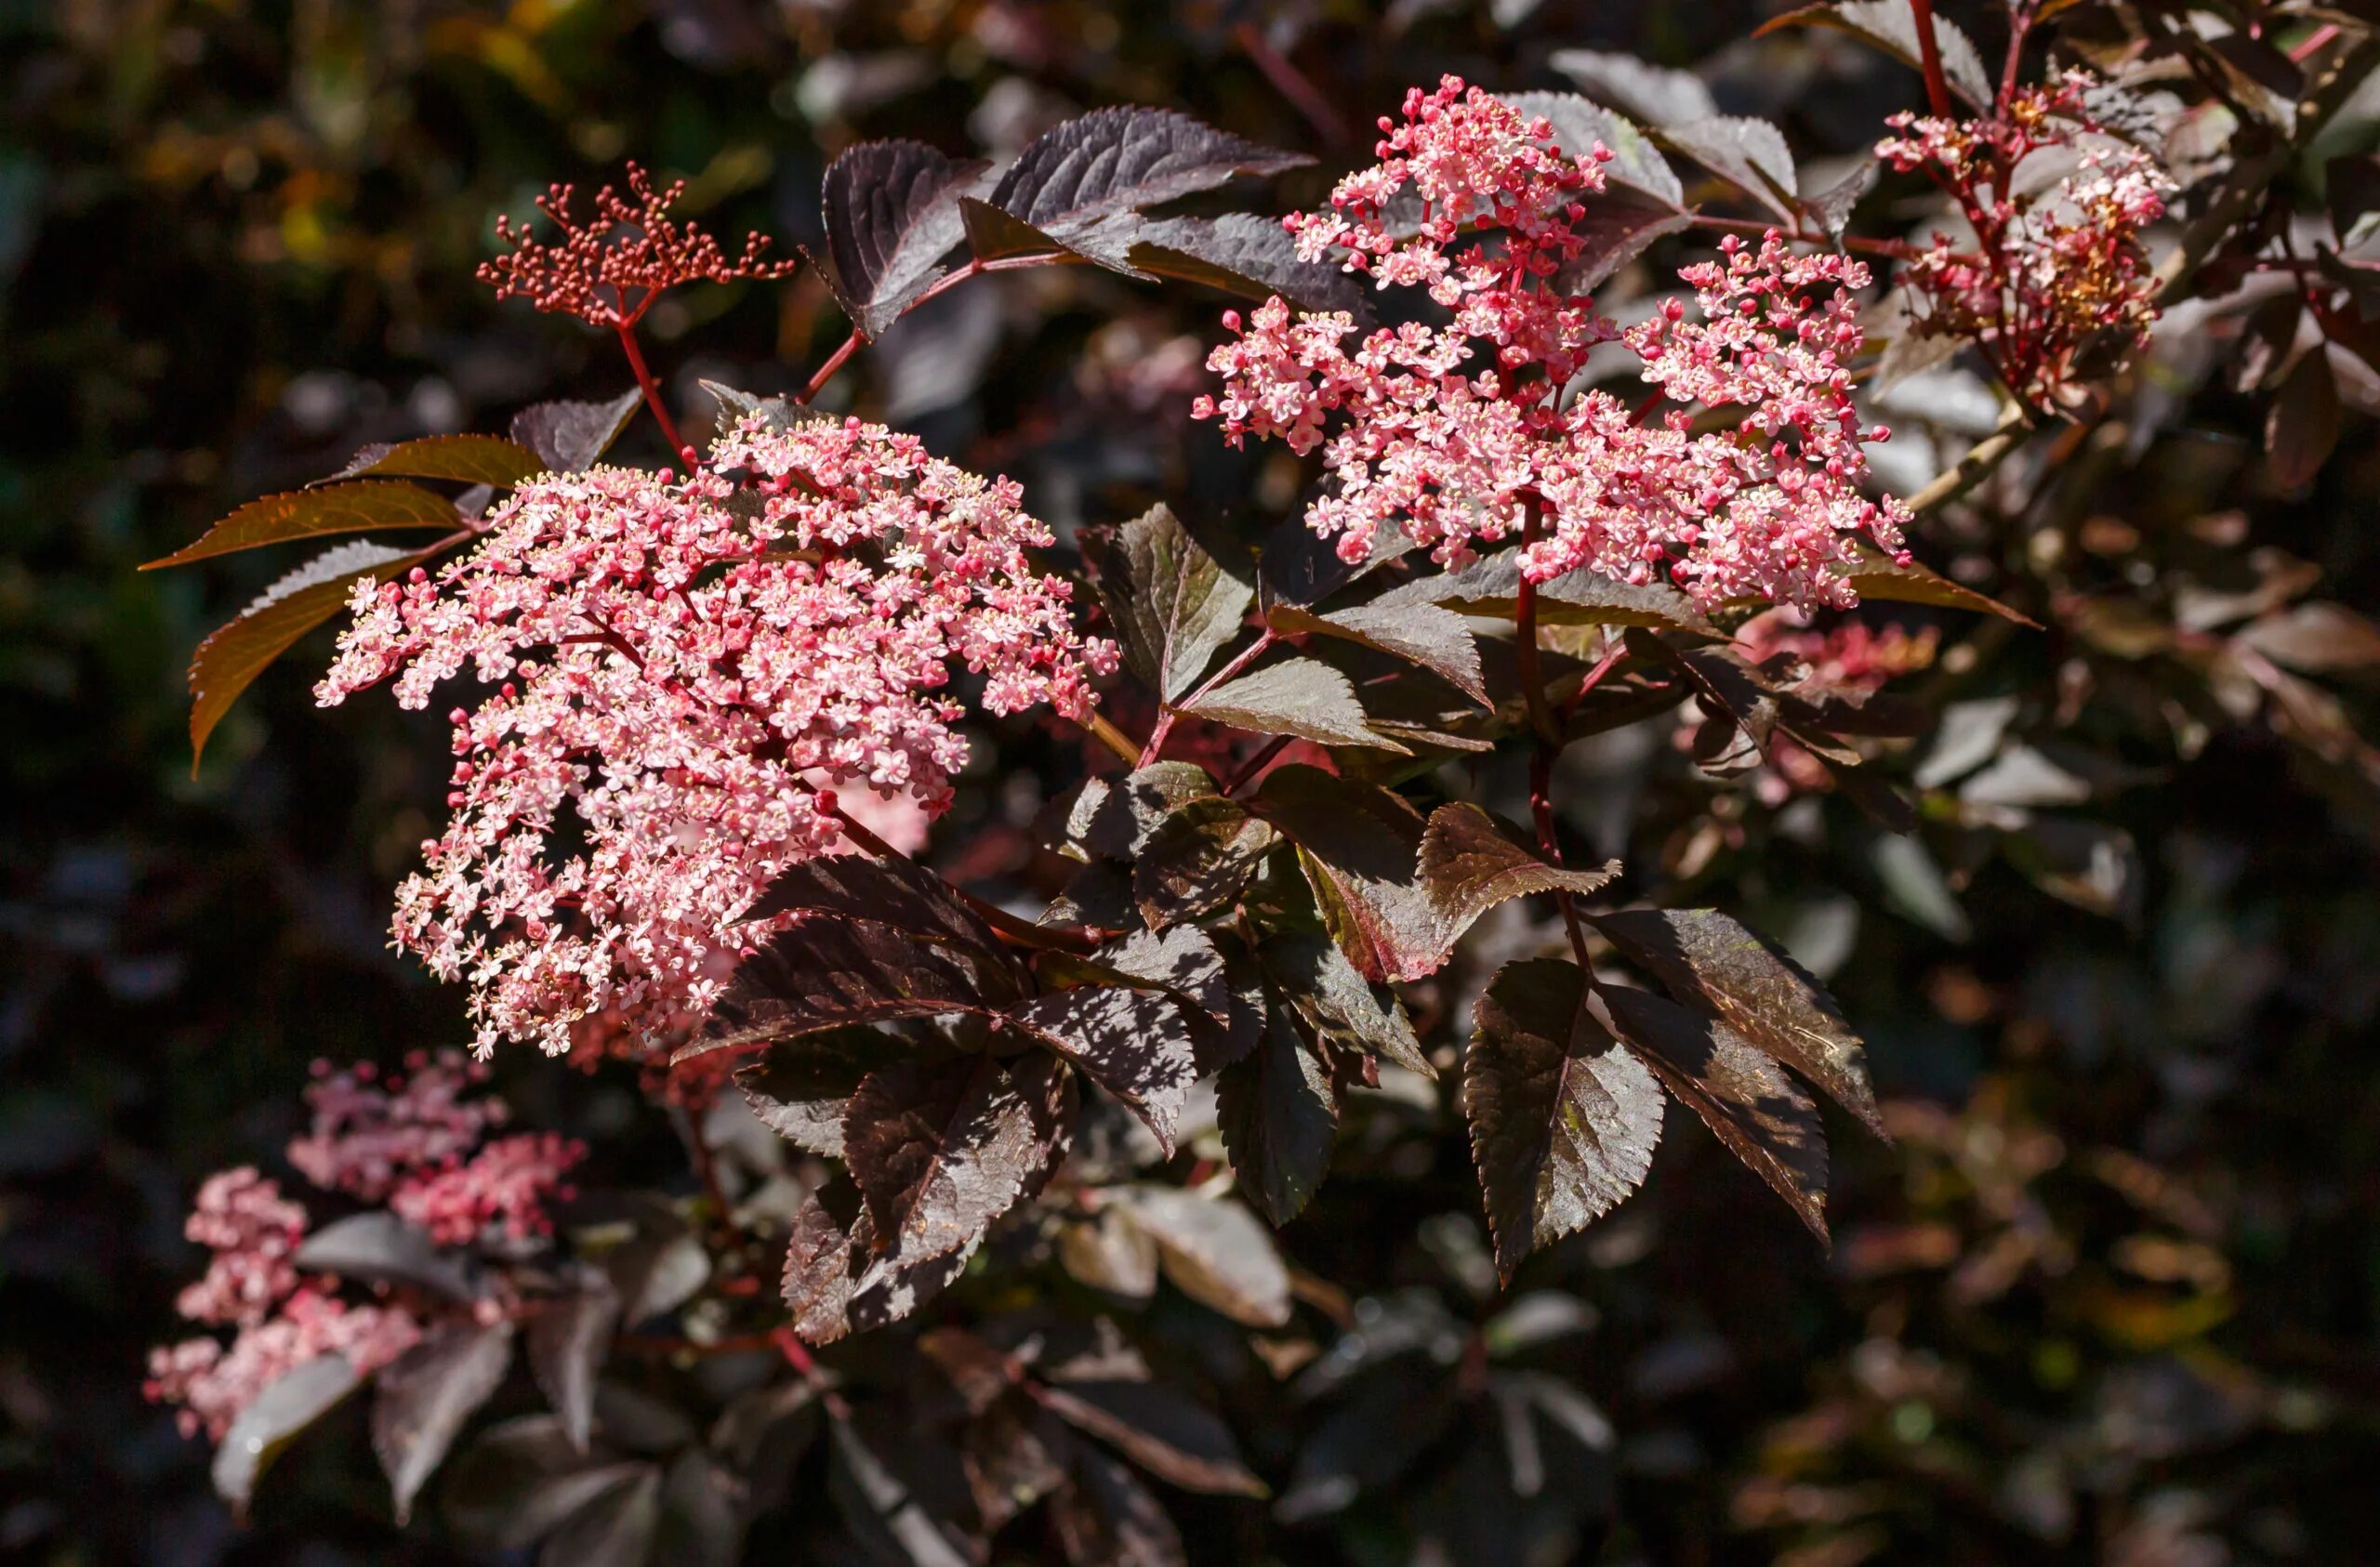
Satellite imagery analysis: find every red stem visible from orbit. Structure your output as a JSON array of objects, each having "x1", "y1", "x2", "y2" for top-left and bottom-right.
[
  {"x1": 615, "y1": 323, "x2": 692, "y2": 467},
  {"x1": 796, "y1": 253, "x2": 1093, "y2": 406},
  {"x1": 1688, "y1": 212, "x2": 1931, "y2": 261},
  {"x1": 1907, "y1": 0, "x2": 1957, "y2": 118},
  {"x1": 1140, "y1": 629, "x2": 1279, "y2": 768}
]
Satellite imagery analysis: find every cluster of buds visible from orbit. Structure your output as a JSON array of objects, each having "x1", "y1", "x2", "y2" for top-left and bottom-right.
[{"x1": 1877, "y1": 72, "x2": 2174, "y2": 410}]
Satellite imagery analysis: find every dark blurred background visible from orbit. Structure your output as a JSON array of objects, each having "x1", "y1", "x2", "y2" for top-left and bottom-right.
[{"x1": 7, "y1": 2, "x2": 2380, "y2": 1562}]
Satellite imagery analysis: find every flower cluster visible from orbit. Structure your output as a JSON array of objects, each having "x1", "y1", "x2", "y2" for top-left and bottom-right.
[
  {"x1": 477, "y1": 163, "x2": 795, "y2": 330},
  {"x1": 148, "y1": 1055, "x2": 575, "y2": 1442},
  {"x1": 1736, "y1": 609, "x2": 1939, "y2": 698},
  {"x1": 1196, "y1": 78, "x2": 1906, "y2": 610},
  {"x1": 1877, "y1": 72, "x2": 2174, "y2": 409},
  {"x1": 318, "y1": 415, "x2": 1116, "y2": 1055}
]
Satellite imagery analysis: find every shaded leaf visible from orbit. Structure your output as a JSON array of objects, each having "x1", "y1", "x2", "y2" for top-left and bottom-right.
[
  {"x1": 1500, "y1": 91, "x2": 1684, "y2": 205},
  {"x1": 322, "y1": 434, "x2": 546, "y2": 489},
  {"x1": 1070, "y1": 924, "x2": 1255, "y2": 1074},
  {"x1": 1250, "y1": 766, "x2": 1443, "y2": 981},
  {"x1": 1052, "y1": 1446, "x2": 1187, "y2": 1567},
  {"x1": 1546, "y1": 50, "x2": 1718, "y2": 127},
  {"x1": 212, "y1": 1353, "x2": 361, "y2": 1514},
  {"x1": 1388, "y1": 549, "x2": 1717, "y2": 637},
  {"x1": 657, "y1": 1448, "x2": 746, "y2": 1567},
  {"x1": 1048, "y1": 762, "x2": 1220, "y2": 861},
  {"x1": 1602, "y1": 987, "x2": 1829, "y2": 1241},
  {"x1": 1041, "y1": 1379, "x2": 1265, "y2": 1496},
  {"x1": 1132, "y1": 797, "x2": 1278, "y2": 928},
  {"x1": 1419, "y1": 803, "x2": 1621, "y2": 950},
  {"x1": 1258, "y1": 928, "x2": 1432, "y2": 1077},
  {"x1": 539, "y1": 1465, "x2": 662, "y2": 1567},
  {"x1": 527, "y1": 1281, "x2": 617, "y2": 1454},
  {"x1": 744, "y1": 855, "x2": 1023, "y2": 999},
  {"x1": 1275, "y1": 1359, "x2": 1456, "y2": 1522},
  {"x1": 1088, "y1": 503, "x2": 1255, "y2": 702},
  {"x1": 143, "y1": 481, "x2": 458, "y2": 570},
  {"x1": 1058, "y1": 1205, "x2": 1158, "y2": 1301},
  {"x1": 844, "y1": 1056, "x2": 1068, "y2": 1264},
  {"x1": 510, "y1": 389, "x2": 645, "y2": 473},
  {"x1": 1661, "y1": 116, "x2": 1799, "y2": 219},
  {"x1": 184, "y1": 540, "x2": 442, "y2": 767},
  {"x1": 1560, "y1": 198, "x2": 1696, "y2": 292},
  {"x1": 1464, "y1": 959, "x2": 1663, "y2": 1283},
  {"x1": 1009, "y1": 986, "x2": 1198, "y2": 1154},
  {"x1": 1183, "y1": 658, "x2": 1409, "y2": 751},
  {"x1": 961, "y1": 1400, "x2": 1076, "y2": 1531},
  {"x1": 1844, "y1": 546, "x2": 2037, "y2": 625},
  {"x1": 1258, "y1": 510, "x2": 1413, "y2": 611},
  {"x1": 827, "y1": 1412, "x2": 978, "y2": 1567},
  {"x1": 734, "y1": 1030, "x2": 902, "y2": 1157},
  {"x1": 1592, "y1": 906, "x2": 1884, "y2": 1136},
  {"x1": 1129, "y1": 214, "x2": 1368, "y2": 314},
  {"x1": 602, "y1": 1204, "x2": 711, "y2": 1326},
  {"x1": 293, "y1": 1211, "x2": 479, "y2": 1303},
  {"x1": 689, "y1": 920, "x2": 1005, "y2": 1060},
  {"x1": 989, "y1": 108, "x2": 1308, "y2": 240},
  {"x1": 1216, "y1": 1003, "x2": 1339, "y2": 1225},
  {"x1": 2236, "y1": 601, "x2": 2380, "y2": 673},
  {"x1": 374, "y1": 1321, "x2": 514, "y2": 1525},
  {"x1": 1765, "y1": 1, "x2": 1994, "y2": 108},
  {"x1": 2270, "y1": 349, "x2": 2343, "y2": 489},
  {"x1": 1110, "y1": 1186, "x2": 1292, "y2": 1326},
  {"x1": 1267, "y1": 600, "x2": 1488, "y2": 704},
  {"x1": 440, "y1": 1418, "x2": 644, "y2": 1550},
  {"x1": 818, "y1": 139, "x2": 990, "y2": 338}
]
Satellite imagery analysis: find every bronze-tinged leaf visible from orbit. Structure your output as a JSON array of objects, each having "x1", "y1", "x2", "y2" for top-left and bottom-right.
[
  {"x1": 1132, "y1": 797, "x2": 1278, "y2": 928},
  {"x1": 1215, "y1": 1003, "x2": 1338, "y2": 1226},
  {"x1": 781, "y1": 1190, "x2": 857, "y2": 1342},
  {"x1": 1008, "y1": 986, "x2": 1198, "y2": 1154},
  {"x1": 1086, "y1": 503, "x2": 1255, "y2": 702},
  {"x1": 1060, "y1": 925, "x2": 1255, "y2": 1075},
  {"x1": 1046, "y1": 761, "x2": 1221, "y2": 862},
  {"x1": 1250, "y1": 766, "x2": 1446, "y2": 982},
  {"x1": 1265, "y1": 600, "x2": 1488, "y2": 704},
  {"x1": 1108, "y1": 1186, "x2": 1292, "y2": 1326},
  {"x1": 526, "y1": 1277, "x2": 616, "y2": 1454},
  {"x1": 987, "y1": 107, "x2": 1309, "y2": 240},
  {"x1": 143, "y1": 481, "x2": 459, "y2": 570},
  {"x1": 1844, "y1": 545, "x2": 2038, "y2": 625},
  {"x1": 1057, "y1": 1205, "x2": 1159, "y2": 1301},
  {"x1": 1051, "y1": 1446, "x2": 1188, "y2": 1567},
  {"x1": 2234, "y1": 600, "x2": 2380, "y2": 673},
  {"x1": 1039, "y1": 1379, "x2": 1266, "y2": 1497},
  {"x1": 1590, "y1": 906, "x2": 1885, "y2": 1137},
  {"x1": 1463, "y1": 959, "x2": 1663, "y2": 1283},
  {"x1": 211, "y1": 1353, "x2": 362, "y2": 1515},
  {"x1": 842, "y1": 1056, "x2": 1064, "y2": 1266},
  {"x1": 1182, "y1": 658, "x2": 1409, "y2": 752},
  {"x1": 817, "y1": 139, "x2": 991, "y2": 339},
  {"x1": 372, "y1": 1320, "x2": 515, "y2": 1525},
  {"x1": 1602, "y1": 987, "x2": 1830, "y2": 1242},
  {"x1": 959, "y1": 1400, "x2": 1077, "y2": 1531},
  {"x1": 734, "y1": 1030, "x2": 909, "y2": 1157},
  {"x1": 510, "y1": 389, "x2": 644, "y2": 473},
  {"x1": 2270, "y1": 349, "x2": 2344, "y2": 490},
  {"x1": 1257, "y1": 928, "x2": 1433, "y2": 1077},
  {"x1": 1385, "y1": 549, "x2": 1717, "y2": 638},
  {"x1": 1419, "y1": 803, "x2": 1621, "y2": 951},
  {"x1": 320, "y1": 434, "x2": 547, "y2": 489},
  {"x1": 742, "y1": 854, "x2": 1023, "y2": 998},
  {"x1": 184, "y1": 539, "x2": 442, "y2": 769},
  {"x1": 959, "y1": 194, "x2": 1078, "y2": 265},
  {"x1": 685, "y1": 919, "x2": 1003, "y2": 1061}
]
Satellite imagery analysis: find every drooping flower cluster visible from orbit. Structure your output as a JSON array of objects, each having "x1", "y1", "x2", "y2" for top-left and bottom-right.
[
  {"x1": 318, "y1": 415, "x2": 1117, "y2": 1055},
  {"x1": 1877, "y1": 72, "x2": 2174, "y2": 409},
  {"x1": 477, "y1": 163, "x2": 796, "y2": 330},
  {"x1": 1195, "y1": 77, "x2": 1907, "y2": 610},
  {"x1": 148, "y1": 1055, "x2": 577, "y2": 1442}
]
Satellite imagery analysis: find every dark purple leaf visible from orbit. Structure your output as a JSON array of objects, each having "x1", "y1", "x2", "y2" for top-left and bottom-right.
[
  {"x1": 1660, "y1": 116, "x2": 1798, "y2": 219},
  {"x1": 372, "y1": 1320, "x2": 515, "y2": 1525},
  {"x1": 1183, "y1": 657, "x2": 1409, "y2": 752},
  {"x1": 1132, "y1": 797, "x2": 1278, "y2": 928},
  {"x1": 1546, "y1": 49, "x2": 1718, "y2": 127},
  {"x1": 827, "y1": 1412, "x2": 978, "y2": 1567},
  {"x1": 509, "y1": 388, "x2": 644, "y2": 473},
  {"x1": 1602, "y1": 986, "x2": 1830, "y2": 1241},
  {"x1": 1057, "y1": 1205, "x2": 1159, "y2": 1300},
  {"x1": 818, "y1": 139, "x2": 991, "y2": 338},
  {"x1": 1108, "y1": 1186, "x2": 1291, "y2": 1326},
  {"x1": 843, "y1": 1055, "x2": 1068, "y2": 1265},
  {"x1": 687, "y1": 920, "x2": 1004, "y2": 1060},
  {"x1": 1419, "y1": 803, "x2": 1621, "y2": 952},
  {"x1": 292, "y1": 1211, "x2": 480, "y2": 1303},
  {"x1": 319, "y1": 434, "x2": 546, "y2": 488},
  {"x1": 1127, "y1": 213, "x2": 1368, "y2": 314},
  {"x1": 211, "y1": 1352, "x2": 361, "y2": 1514},
  {"x1": 1249, "y1": 766, "x2": 1444, "y2": 982},
  {"x1": 2270, "y1": 349, "x2": 2342, "y2": 490},
  {"x1": 1266, "y1": 600, "x2": 1487, "y2": 704},
  {"x1": 1844, "y1": 544, "x2": 2037, "y2": 625},
  {"x1": 1464, "y1": 959, "x2": 1663, "y2": 1283},
  {"x1": 538, "y1": 1465, "x2": 662, "y2": 1567},
  {"x1": 1765, "y1": 2, "x2": 1993, "y2": 107},
  {"x1": 1500, "y1": 91, "x2": 1683, "y2": 205},
  {"x1": 1040, "y1": 1379, "x2": 1265, "y2": 1496},
  {"x1": 2328, "y1": 153, "x2": 2380, "y2": 242},
  {"x1": 1047, "y1": 761, "x2": 1221, "y2": 861},
  {"x1": 734, "y1": 1029, "x2": 914, "y2": 1157},
  {"x1": 1086, "y1": 503, "x2": 1255, "y2": 703},
  {"x1": 1384, "y1": 549, "x2": 1717, "y2": 637},
  {"x1": 1052, "y1": 1447, "x2": 1187, "y2": 1567},
  {"x1": 1257, "y1": 929, "x2": 1432, "y2": 1077},
  {"x1": 1216, "y1": 1002, "x2": 1338, "y2": 1225},
  {"x1": 1009, "y1": 985, "x2": 1198, "y2": 1154},
  {"x1": 988, "y1": 108, "x2": 1309, "y2": 239},
  {"x1": 2235, "y1": 600, "x2": 2380, "y2": 673},
  {"x1": 527, "y1": 1278, "x2": 617, "y2": 1454},
  {"x1": 743, "y1": 854, "x2": 1023, "y2": 997}
]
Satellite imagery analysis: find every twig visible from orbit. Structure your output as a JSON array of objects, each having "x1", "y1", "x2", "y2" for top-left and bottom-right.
[
  {"x1": 615, "y1": 323, "x2": 691, "y2": 466},
  {"x1": 1906, "y1": 0, "x2": 1956, "y2": 118},
  {"x1": 1139, "y1": 629, "x2": 1278, "y2": 767}
]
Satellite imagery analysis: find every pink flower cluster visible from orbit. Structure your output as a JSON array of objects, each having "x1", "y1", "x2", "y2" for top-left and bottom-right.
[
  {"x1": 1195, "y1": 77, "x2": 1907, "y2": 610},
  {"x1": 148, "y1": 1054, "x2": 576, "y2": 1442},
  {"x1": 318, "y1": 415, "x2": 1116, "y2": 1055},
  {"x1": 145, "y1": 1169, "x2": 421, "y2": 1442},
  {"x1": 1735, "y1": 609, "x2": 1939, "y2": 697},
  {"x1": 1877, "y1": 72, "x2": 2173, "y2": 409}
]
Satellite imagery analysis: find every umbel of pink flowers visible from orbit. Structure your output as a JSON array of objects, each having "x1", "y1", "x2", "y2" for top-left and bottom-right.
[
  {"x1": 315, "y1": 415, "x2": 1117, "y2": 1058},
  {"x1": 148, "y1": 1055, "x2": 580, "y2": 1441},
  {"x1": 1195, "y1": 76, "x2": 1911, "y2": 611}
]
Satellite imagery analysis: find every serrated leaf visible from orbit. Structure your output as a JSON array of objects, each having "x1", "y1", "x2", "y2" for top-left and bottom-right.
[
  {"x1": 1267, "y1": 600, "x2": 1488, "y2": 704},
  {"x1": 1546, "y1": 50, "x2": 1719, "y2": 128},
  {"x1": 1089, "y1": 503, "x2": 1255, "y2": 702},
  {"x1": 1249, "y1": 765, "x2": 1444, "y2": 982},
  {"x1": 1384, "y1": 549, "x2": 1717, "y2": 637},
  {"x1": 1258, "y1": 510, "x2": 1413, "y2": 611},
  {"x1": 1499, "y1": 92, "x2": 1684, "y2": 206},
  {"x1": 1464, "y1": 959, "x2": 1663, "y2": 1283},
  {"x1": 1051, "y1": 1446, "x2": 1187, "y2": 1567},
  {"x1": 144, "y1": 481, "x2": 460, "y2": 571},
  {"x1": 734, "y1": 1030, "x2": 902, "y2": 1157},
  {"x1": 1009, "y1": 986, "x2": 1198, "y2": 1154},
  {"x1": 527, "y1": 1281, "x2": 616, "y2": 1454},
  {"x1": 1109, "y1": 1186, "x2": 1292, "y2": 1326},
  {"x1": 1257, "y1": 928, "x2": 1432, "y2": 1077},
  {"x1": 374, "y1": 1321, "x2": 515, "y2": 1525},
  {"x1": 1217, "y1": 1002, "x2": 1338, "y2": 1225},
  {"x1": 843, "y1": 1055, "x2": 1069, "y2": 1265},
  {"x1": 1183, "y1": 658, "x2": 1408, "y2": 752},
  {"x1": 293, "y1": 1210, "x2": 480, "y2": 1302},
  {"x1": 817, "y1": 139, "x2": 990, "y2": 338},
  {"x1": 1040, "y1": 1379, "x2": 1266, "y2": 1497},
  {"x1": 1132, "y1": 797, "x2": 1278, "y2": 928},
  {"x1": 1801, "y1": 159, "x2": 1880, "y2": 239},
  {"x1": 321, "y1": 434, "x2": 547, "y2": 489},
  {"x1": 212, "y1": 1352, "x2": 362, "y2": 1514},
  {"x1": 1129, "y1": 214, "x2": 1369, "y2": 315},
  {"x1": 688, "y1": 919, "x2": 1009, "y2": 1060},
  {"x1": 1590, "y1": 906, "x2": 1884, "y2": 1136},
  {"x1": 510, "y1": 389, "x2": 644, "y2": 473},
  {"x1": 1559, "y1": 198, "x2": 1696, "y2": 292},
  {"x1": 988, "y1": 108, "x2": 1309, "y2": 241},
  {"x1": 1048, "y1": 762, "x2": 1221, "y2": 861},
  {"x1": 743, "y1": 854, "x2": 1023, "y2": 998},
  {"x1": 1661, "y1": 116, "x2": 1799, "y2": 219},
  {"x1": 1420, "y1": 803, "x2": 1621, "y2": 951},
  {"x1": 1844, "y1": 546, "x2": 2037, "y2": 625},
  {"x1": 184, "y1": 538, "x2": 443, "y2": 768},
  {"x1": 1602, "y1": 986, "x2": 1829, "y2": 1241},
  {"x1": 1765, "y1": 2, "x2": 1993, "y2": 108}
]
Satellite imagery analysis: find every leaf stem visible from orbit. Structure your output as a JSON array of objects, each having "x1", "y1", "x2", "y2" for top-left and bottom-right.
[
  {"x1": 796, "y1": 252, "x2": 1094, "y2": 405},
  {"x1": 615, "y1": 323, "x2": 692, "y2": 467},
  {"x1": 1906, "y1": 0, "x2": 1956, "y2": 118},
  {"x1": 1140, "y1": 628, "x2": 1279, "y2": 768}
]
